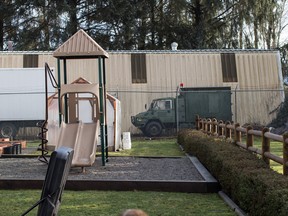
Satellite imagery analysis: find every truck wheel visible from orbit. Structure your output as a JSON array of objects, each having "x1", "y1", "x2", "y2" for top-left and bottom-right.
[
  {"x1": 0, "y1": 123, "x2": 17, "y2": 138},
  {"x1": 145, "y1": 122, "x2": 162, "y2": 137}
]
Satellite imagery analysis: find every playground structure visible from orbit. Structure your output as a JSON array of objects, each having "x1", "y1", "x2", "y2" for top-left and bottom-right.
[
  {"x1": 47, "y1": 77, "x2": 122, "y2": 153},
  {"x1": 0, "y1": 30, "x2": 120, "y2": 168},
  {"x1": 41, "y1": 29, "x2": 110, "y2": 166},
  {"x1": 55, "y1": 83, "x2": 100, "y2": 168}
]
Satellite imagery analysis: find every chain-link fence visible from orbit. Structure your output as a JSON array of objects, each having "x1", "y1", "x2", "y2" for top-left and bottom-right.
[
  {"x1": 109, "y1": 88, "x2": 285, "y2": 137},
  {"x1": 0, "y1": 88, "x2": 285, "y2": 140}
]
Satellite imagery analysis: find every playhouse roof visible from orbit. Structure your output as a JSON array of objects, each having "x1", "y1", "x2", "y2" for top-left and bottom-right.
[{"x1": 53, "y1": 29, "x2": 109, "y2": 59}]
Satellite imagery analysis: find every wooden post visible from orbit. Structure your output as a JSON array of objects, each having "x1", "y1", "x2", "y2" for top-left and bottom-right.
[
  {"x1": 199, "y1": 118, "x2": 202, "y2": 130},
  {"x1": 204, "y1": 119, "x2": 207, "y2": 133},
  {"x1": 262, "y1": 127, "x2": 270, "y2": 165},
  {"x1": 195, "y1": 115, "x2": 200, "y2": 130},
  {"x1": 212, "y1": 118, "x2": 217, "y2": 135},
  {"x1": 246, "y1": 125, "x2": 253, "y2": 149},
  {"x1": 234, "y1": 123, "x2": 241, "y2": 144},
  {"x1": 225, "y1": 121, "x2": 231, "y2": 139},
  {"x1": 283, "y1": 133, "x2": 288, "y2": 175},
  {"x1": 218, "y1": 120, "x2": 223, "y2": 137},
  {"x1": 207, "y1": 118, "x2": 212, "y2": 134}
]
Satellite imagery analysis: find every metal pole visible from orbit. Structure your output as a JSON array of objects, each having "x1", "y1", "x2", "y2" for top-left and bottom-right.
[
  {"x1": 103, "y1": 57, "x2": 108, "y2": 162},
  {"x1": 57, "y1": 58, "x2": 62, "y2": 125},
  {"x1": 234, "y1": 85, "x2": 238, "y2": 123},
  {"x1": 98, "y1": 57, "x2": 106, "y2": 166},
  {"x1": 63, "y1": 59, "x2": 68, "y2": 123},
  {"x1": 176, "y1": 86, "x2": 179, "y2": 133}
]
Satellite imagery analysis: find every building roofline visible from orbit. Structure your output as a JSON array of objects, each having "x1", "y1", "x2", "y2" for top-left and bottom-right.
[
  {"x1": 0, "y1": 49, "x2": 280, "y2": 55},
  {"x1": 108, "y1": 49, "x2": 280, "y2": 54}
]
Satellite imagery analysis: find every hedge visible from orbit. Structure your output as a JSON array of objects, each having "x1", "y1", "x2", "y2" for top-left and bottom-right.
[{"x1": 178, "y1": 129, "x2": 288, "y2": 216}]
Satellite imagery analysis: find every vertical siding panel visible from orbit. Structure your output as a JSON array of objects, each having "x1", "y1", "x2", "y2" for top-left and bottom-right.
[
  {"x1": 38, "y1": 53, "x2": 57, "y2": 69},
  {"x1": 0, "y1": 54, "x2": 23, "y2": 68},
  {"x1": 189, "y1": 54, "x2": 198, "y2": 86},
  {"x1": 207, "y1": 55, "x2": 218, "y2": 86},
  {"x1": 235, "y1": 53, "x2": 283, "y2": 125},
  {"x1": 177, "y1": 55, "x2": 185, "y2": 87},
  {"x1": 199, "y1": 54, "x2": 205, "y2": 86},
  {"x1": 182, "y1": 55, "x2": 189, "y2": 86},
  {"x1": 236, "y1": 54, "x2": 249, "y2": 123},
  {"x1": 107, "y1": 54, "x2": 129, "y2": 132},
  {"x1": 167, "y1": 54, "x2": 174, "y2": 91},
  {"x1": 163, "y1": 54, "x2": 171, "y2": 92},
  {"x1": 168, "y1": 54, "x2": 175, "y2": 91},
  {"x1": 203, "y1": 55, "x2": 211, "y2": 85}
]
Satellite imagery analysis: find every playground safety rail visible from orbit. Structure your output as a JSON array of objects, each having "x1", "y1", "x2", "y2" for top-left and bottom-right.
[{"x1": 195, "y1": 115, "x2": 288, "y2": 175}]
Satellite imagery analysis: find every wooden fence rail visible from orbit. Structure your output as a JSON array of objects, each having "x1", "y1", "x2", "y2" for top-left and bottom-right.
[{"x1": 195, "y1": 115, "x2": 288, "y2": 175}]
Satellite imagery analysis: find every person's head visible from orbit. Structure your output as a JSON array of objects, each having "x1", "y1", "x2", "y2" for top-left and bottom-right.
[{"x1": 120, "y1": 209, "x2": 148, "y2": 216}]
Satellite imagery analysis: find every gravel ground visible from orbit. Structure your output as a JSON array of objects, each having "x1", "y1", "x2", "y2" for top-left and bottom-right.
[{"x1": 0, "y1": 156, "x2": 204, "y2": 181}]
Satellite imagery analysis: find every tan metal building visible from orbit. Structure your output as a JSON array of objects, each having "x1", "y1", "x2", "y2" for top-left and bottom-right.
[{"x1": 0, "y1": 50, "x2": 284, "y2": 133}]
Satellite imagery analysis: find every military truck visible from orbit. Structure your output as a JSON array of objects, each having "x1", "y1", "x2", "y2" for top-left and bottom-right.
[{"x1": 131, "y1": 86, "x2": 232, "y2": 137}]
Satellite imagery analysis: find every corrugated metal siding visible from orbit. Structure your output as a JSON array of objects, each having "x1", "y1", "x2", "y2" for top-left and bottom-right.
[
  {"x1": 236, "y1": 53, "x2": 280, "y2": 89},
  {"x1": 234, "y1": 90, "x2": 281, "y2": 125},
  {"x1": 106, "y1": 53, "x2": 150, "y2": 132},
  {"x1": 0, "y1": 53, "x2": 23, "y2": 68},
  {"x1": 234, "y1": 53, "x2": 283, "y2": 125},
  {"x1": 38, "y1": 53, "x2": 57, "y2": 69},
  {"x1": 0, "y1": 51, "x2": 284, "y2": 132},
  {"x1": 146, "y1": 53, "x2": 223, "y2": 90}
]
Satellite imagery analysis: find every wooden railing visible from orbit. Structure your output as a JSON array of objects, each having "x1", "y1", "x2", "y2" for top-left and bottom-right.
[{"x1": 195, "y1": 115, "x2": 288, "y2": 175}]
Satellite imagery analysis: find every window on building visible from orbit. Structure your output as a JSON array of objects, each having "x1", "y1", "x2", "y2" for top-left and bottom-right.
[
  {"x1": 131, "y1": 53, "x2": 147, "y2": 83},
  {"x1": 221, "y1": 53, "x2": 237, "y2": 82},
  {"x1": 23, "y1": 54, "x2": 38, "y2": 68}
]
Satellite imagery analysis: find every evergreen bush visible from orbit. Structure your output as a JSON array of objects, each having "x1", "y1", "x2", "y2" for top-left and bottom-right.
[{"x1": 178, "y1": 129, "x2": 288, "y2": 216}]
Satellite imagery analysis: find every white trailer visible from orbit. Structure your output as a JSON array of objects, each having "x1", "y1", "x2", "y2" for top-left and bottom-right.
[{"x1": 0, "y1": 68, "x2": 54, "y2": 138}]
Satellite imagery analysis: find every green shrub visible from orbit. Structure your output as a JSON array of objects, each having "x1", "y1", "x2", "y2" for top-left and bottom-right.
[{"x1": 178, "y1": 129, "x2": 288, "y2": 216}]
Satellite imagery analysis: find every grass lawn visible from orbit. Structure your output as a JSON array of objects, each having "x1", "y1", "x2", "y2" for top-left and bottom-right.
[
  {"x1": 7, "y1": 138, "x2": 237, "y2": 215},
  {"x1": 107, "y1": 138, "x2": 185, "y2": 157},
  {"x1": 26, "y1": 140, "x2": 41, "y2": 148},
  {"x1": 251, "y1": 137, "x2": 283, "y2": 173},
  {"x1": 27, "y1": 138, "x2": 185, "y2": 157},
  {"x1": 1, "y1": 190, "x2": 236, "y2": 216}
]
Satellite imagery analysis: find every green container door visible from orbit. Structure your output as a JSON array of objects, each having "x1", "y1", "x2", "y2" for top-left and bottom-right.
[{"x1": 180, "y1": 87, "x2": 232, "y2": 122}]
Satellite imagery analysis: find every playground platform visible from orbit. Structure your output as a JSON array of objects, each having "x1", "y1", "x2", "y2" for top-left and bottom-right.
[{"x1": 0, "y1": 155, "x2": 220, "y2": 193}]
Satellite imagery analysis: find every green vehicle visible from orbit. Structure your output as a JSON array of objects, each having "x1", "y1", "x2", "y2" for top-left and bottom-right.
[{"x1": 131, "y1": 87, "x2": 232, "y2": 137}]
